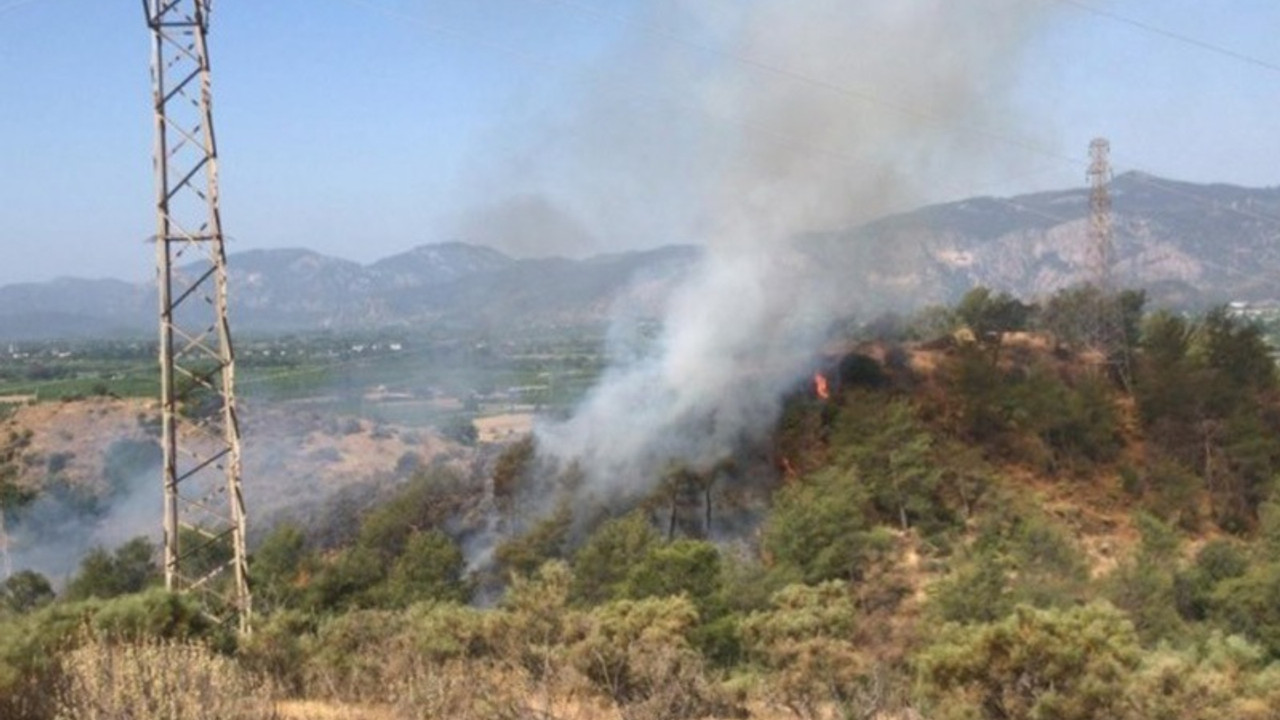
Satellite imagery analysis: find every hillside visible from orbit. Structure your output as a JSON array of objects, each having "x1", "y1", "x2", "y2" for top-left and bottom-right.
[
  {"x1": 6, "y1": 292, "x2": 1280, "y2": 719},
  {"x1": 0, "y1": 398, "x2": 469, "y2": 581},
  {"x1": 3, "y1": 173, "x2": 1280, "y2": 339},
  {"x1": 814, "y1": 172, "x2": 1280, "y2": 312}
]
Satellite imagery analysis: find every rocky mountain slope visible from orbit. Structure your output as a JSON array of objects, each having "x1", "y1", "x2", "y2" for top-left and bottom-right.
[
  {"x1": 815, "y1": 171, "x2": 1280, "y2": 312},
  {"x1": 2, "y1": 173, "x2": 1278, "y2": 339}
]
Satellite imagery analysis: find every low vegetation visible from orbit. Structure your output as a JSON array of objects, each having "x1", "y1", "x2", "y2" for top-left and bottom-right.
[{"x1": 6, "y1": 285, "x2": 1280, "y2": 719}]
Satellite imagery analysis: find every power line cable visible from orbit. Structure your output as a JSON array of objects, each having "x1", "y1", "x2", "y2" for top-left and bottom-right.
[
  {"x1": 533, "y1": 0, "x2": 1280, "y2": 234},
  {"x1": 1117, "y1": 168, "x2": 1280, "y2": 227},
  {"x1": 0, "y1": 0, "x2": 47, "y2": 15},
  {"x1": 534, "y1": 0, "x2": 1081, "y2": 167},
  {"x1": 328, "y1": 0, "x2": 1280, "y2": 291},
  {"x1": 534, "y1": 0, "x2": 1280, "y2": 237},
  {"x1": 333, "y1": 0, "x2": 1085, "y2": 175},
  {"x1": 1052, "y1": 0, "x2": 1280, "y2": 75}
]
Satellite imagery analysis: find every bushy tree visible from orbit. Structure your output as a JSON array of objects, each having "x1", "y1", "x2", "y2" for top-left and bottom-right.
[
  {"x1": 1208, "y1": 563, "x2": 1280, "y2": 658},
  {"x1": 955, "y1": 286, "x2": 1031, "y2": 346},
  {"x1": 493, "y1": 503, "x2": 571, "y2": 579},
  {"x1": 250, "y1": 522, "x2": 310, "y2": 612},
  {"x1": 356, "y1": 469, "x2": 465, "y2": 562},
  {"x1": 571, "y1": 511, "x2": 661, "y2": 605},
  {"x1": 1136, "y1": 308, "x2": 1280, "y2": 532},
  {"x1": 1173, "y1": 537, "x2": 1249, "y2": 622},
  {"x1": 1, "y1": 570, "x2": 53, "y2": 614},
  {"x1": 65, "y1": 537, "x2": 159, "y2": 601},
  {"x1": 383, "y1": 529, "x2": 468, "y2": 606},
  {"x1": 491, "y1": 436, "x2": 536, "y2": 516},
  {"x1": 763, "y1": 465, "x2": 893, "y2": 585},
  {"x1": 928, "y1": 550, "x2": 1012, "y2": 625},
  {"x1": 304, "y1": 545, "x2": 384, "y2": 612},
  {"x1": 1037, "y1": 285, "x2": 1144, "y2": 357},
  {"x1": 620, "y1": 539, "x2": 722, "y2": 613},
  {"x1": 836, "y1": 396, "x2": 948, "y2": 533}
]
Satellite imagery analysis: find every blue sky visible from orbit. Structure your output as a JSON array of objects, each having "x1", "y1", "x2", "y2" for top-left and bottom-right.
[{"x1": 0, "y1": 0, "x2": 1278, "y2": 285}]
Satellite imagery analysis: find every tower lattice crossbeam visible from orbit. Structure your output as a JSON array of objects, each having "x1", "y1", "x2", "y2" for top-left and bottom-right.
[
  {"x1": 143, "y1": 0, "x2": 249, "y2": 631},
  {"x1": 1086, "y1": 137, "x2": 1130, "y2": 387}
]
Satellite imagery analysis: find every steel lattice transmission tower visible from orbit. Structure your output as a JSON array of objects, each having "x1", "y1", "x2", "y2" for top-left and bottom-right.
[
  {"x1": 143, "y1": 0, "x2": 250, "y2": 631},
  {"x1": 1087, "y1": 138, "x2": 1115, "y2": 298},
  {"x1": 1086, "y1": 137, "x2": 1130, "y2": 385}
]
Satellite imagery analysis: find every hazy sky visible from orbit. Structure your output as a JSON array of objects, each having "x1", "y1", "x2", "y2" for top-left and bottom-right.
[{"x1": 0, "y1": 0, "x2": 1277, "y2": 285}]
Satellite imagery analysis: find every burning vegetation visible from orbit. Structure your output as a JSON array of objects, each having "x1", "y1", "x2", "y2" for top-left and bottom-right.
[{"x1": 6, "y1": 287, "x2": 1280, "y2": 719}]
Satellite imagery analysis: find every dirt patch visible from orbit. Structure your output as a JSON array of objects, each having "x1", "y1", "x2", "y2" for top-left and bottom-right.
[
  {"x1": 3, "y1": 398, "x2": 472, "y2": 525},
  {"x1": 4, "y1": 397, "x2": 157, "y2": 494},
  {"x1": 474, "y1": 412, "x2": 534, "y2": 444}
]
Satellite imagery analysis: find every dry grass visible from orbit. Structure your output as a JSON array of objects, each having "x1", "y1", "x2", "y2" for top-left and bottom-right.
[
  {"x1": 56, "y1": 639, "x2": 275, "y2": 720},
  {"x1": 275, "y1": 700, "x2": 398, "y2": 720}
]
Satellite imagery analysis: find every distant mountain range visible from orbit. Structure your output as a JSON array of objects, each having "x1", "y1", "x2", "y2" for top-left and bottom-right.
[
  {"x1": 813, "y1": 171, "x2": 1280, "y2": 313},
  {"x1": 2, "y1": 172, "x2": 1278, "y2": 340},
  {"x1": 0, "y1": 242, "x2": 701, "y2": 339}
]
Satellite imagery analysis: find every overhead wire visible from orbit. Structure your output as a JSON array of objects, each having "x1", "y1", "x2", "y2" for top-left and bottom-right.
[
  {"x1": 529, "y1": 0, "x2": 1280, "y2": 231},
  {"x1": 537, "y1": 0, "x2": 1080, "y2": 166},
  {"x1": 1051, "y1": 0, "x2": 1280, "y2": 76},
  {"x1": 526, "y1": 0, "x2": 1280, "y2": 237},
  {"x1": 329, "y1": 0, "x2": 1106, "y2": 243},
  {"x1": 0, "y1": 0, "x2": 47, "y2": 16},
  {"x1": 331, "y1": 0, "x2": 1086, "y2": 174},
  {"x1": 331, "y1": 0, "x2": 1280, "y2": 292},
  {"x1": 1115, "y1": 169, "x2": 1280, "y2": 227}
]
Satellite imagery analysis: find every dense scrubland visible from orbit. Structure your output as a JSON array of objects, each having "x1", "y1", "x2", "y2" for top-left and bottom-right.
[{"x1": 6, "y1": 285, "x2": 1280, "y2": 719}]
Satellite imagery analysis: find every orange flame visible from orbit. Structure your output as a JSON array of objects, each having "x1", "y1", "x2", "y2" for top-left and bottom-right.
[{"x1": 814, "y1": 372, "x2": 830, "y2": 401}]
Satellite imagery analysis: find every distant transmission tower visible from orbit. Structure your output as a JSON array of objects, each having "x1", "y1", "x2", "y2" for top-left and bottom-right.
[
  {"x1": 1086, "y1": 137, "x2": 1129, "y2": 385},
  {"x1": 143, "y1": 0, "x2": 250, "y2": 631},
  {"x1": 1087, "y1": 138, "x2": 1114, "y2": 298}
]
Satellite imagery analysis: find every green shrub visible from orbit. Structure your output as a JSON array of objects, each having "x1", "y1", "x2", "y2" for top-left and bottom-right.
[
  {"x1": 90, "y1": 588, "x2": 220, "y2": 646},
  {"x1": 64, "y1": 537, "x2": 159, "y2": 601},
  {"x1": 382, "y1": 529, "x2": 469, "y2": 607},
  {"x1": 1126, "y1": 632, "x2": 1280, "y2": 720},
  {"x1": 493, "y1": 503, "x2": 571, "y2": 579},
  {"x1": 741, "y1": 581, "x2": 866, "y2": 718},
  {"x1": 237, "y1": 609, "x2": 312, "y2": 696},
  {"x1": 918, "y1": 603, "x2": 1141, "y2": 720},
  {"x1": 405, "y1": 601, "x2": 495, "y2": 663},
  {"x1": 620, "y1": 539, "x2": 723, "y2": 612},
  {"x1": 1105, "y1": 515, "x2": 1185, "y2": 645},
  {"x1": 571, "y1": 510, "x2": 661, "y2": 604},
  {"x1": 928, "y1": 550, "x2": 1012, "y2": 625},
  {"x1": 763, "y1": 465, "x2": 893, "y2": 584},
  {"x1": 1209, "y1": 563, "x2": 1280, "y2": 658},
  {"x1": 2, "y1": 570, "x2": 54, "y2": 614},
  {"x1": 569, "y1": 595, "x2": 719, "y2": 719},
  {"x1": 303, "y1": 545, "x2": 384, "y2": 611},
  {"x1": 1173, "y1": 538, "x2": 1250, "y2": 622},
  {"x1": 249, "y1": 521, "x2": 310, "y2": 612},
  {"x1": 303, "y1": 608, "x2": 411, "y2": 703},
  {"x1": 493, "y1": 560, "x2": 574, "y2": 680}
]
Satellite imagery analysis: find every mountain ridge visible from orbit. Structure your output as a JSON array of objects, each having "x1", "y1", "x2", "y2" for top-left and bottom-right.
[{"x1": 3, "y1": 173, "x2": 1280, "y2": 339}]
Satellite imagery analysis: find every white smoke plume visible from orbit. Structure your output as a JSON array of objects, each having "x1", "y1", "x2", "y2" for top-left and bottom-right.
[{"x1": 520, "y1": 0, "x2": 1054, "y2": 493}]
